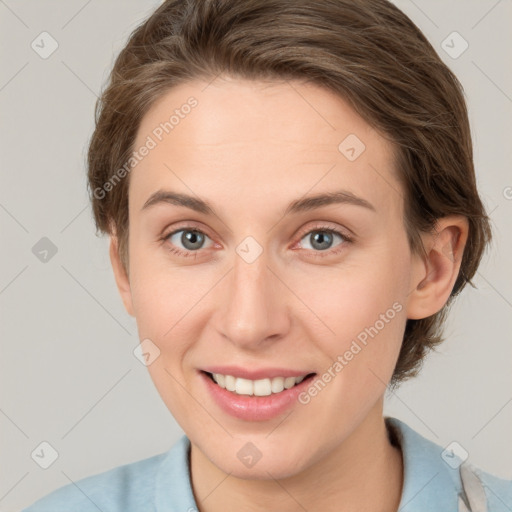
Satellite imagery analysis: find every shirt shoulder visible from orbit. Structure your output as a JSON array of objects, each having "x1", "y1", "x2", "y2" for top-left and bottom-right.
[
  {"x1": 23, "y1": 434, "x2": 199, "y2": 512},
  {"x1": 22, "y1": 450, "x2": 169, "y2": 512},
  {"x1": 464, "y1": 462, "x2": 512, "y2": 512},
  {"x1": 386, "y1": 416, "x2": 512, "y2": 512}
]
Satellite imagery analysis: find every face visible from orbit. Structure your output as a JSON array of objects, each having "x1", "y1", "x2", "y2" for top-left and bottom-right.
[{"x1": 116, "y1": 76, "x2": 420, "y2": 478}]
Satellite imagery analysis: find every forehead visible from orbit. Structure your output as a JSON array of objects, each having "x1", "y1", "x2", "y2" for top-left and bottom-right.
[{"x1": 129, "y1": 76, "x2": 402, "y2": 218}]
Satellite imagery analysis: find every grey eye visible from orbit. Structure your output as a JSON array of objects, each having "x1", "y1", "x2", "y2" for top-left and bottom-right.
[
  {"x1": 299, "y1": 230, "x2": 344, "y2": 251},
  {"x1": 168, "y1": 229, "x2": 212, "y2": 251}
]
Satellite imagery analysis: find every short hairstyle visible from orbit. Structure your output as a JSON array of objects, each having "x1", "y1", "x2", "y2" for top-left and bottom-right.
[{"x1": 87, "y1": 0, "x2": 492, "y2": 387}]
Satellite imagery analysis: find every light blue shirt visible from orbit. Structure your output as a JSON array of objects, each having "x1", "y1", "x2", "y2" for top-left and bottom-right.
[{"x1": 22, "y1": 417, "x2": 512, "y2": 511}]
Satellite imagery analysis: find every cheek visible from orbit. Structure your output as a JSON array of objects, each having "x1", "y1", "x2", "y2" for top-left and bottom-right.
[
  {"x1": 289, "y1": 244, "x2": 410, "y2": 390},
  {"x1": 293, "y1": 251, "x2": 409, "y2": 339},
  {"x1": 127, "y1": 257, "x2": 206, "y2": 425},
  {"x1": 128, "y1": 245, "x2": 204, "y2": 333},
  {"x1": 291, "y1": 277, "x2": 407, "y2": 425},
  {"x1": 127, "y1": 250, "x2": 219, "y2": 392}
]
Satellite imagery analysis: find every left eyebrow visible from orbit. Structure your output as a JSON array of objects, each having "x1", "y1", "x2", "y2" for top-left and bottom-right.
[
  {"x1": 141, "y1": 189, "x2": 376, "y2": 215},
  {"x1": 284, "y1": 190, "x2": 376, "y2": 215}
]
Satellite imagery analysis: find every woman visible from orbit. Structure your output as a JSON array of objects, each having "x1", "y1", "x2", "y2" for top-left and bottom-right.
[{"x1": 23, "y1": 0, "x2": 511, "y2": 510}]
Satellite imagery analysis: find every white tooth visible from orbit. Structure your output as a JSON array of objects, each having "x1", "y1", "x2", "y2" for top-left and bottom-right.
[
  {"x1": 284, "y1": 377, "x2": 296, "y2": 389},
  {"x1": 235, "y1": 377, "x2": 254, "y2": 395},
  {"x1": 271, "y1": 377, "x2": 285, "y2": 393},
  {"x1": 214, "y1": 373, "x2": 226, "y2": 388},
  {"x1": 225, "y1": 375, "x2": 236, "y2": 392},
  {"x1": 214, "y1": 373, "x2": 308, "y2": 395},
  {"x1": 253, "y1": 378, "x2": 272, "y2": 396}
]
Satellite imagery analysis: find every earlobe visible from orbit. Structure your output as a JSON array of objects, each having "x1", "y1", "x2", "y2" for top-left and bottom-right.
[
  {"x1": 406, "y1": 216, "x2": 469, "y2": 320},
  {"x1": 109, "y1": 236, "x2": 135, "y2": 317}
]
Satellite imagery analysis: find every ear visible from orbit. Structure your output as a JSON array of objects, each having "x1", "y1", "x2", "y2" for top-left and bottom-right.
[
  {"x1": 406, "y1": 215, "x2": 469, "y2": 320},
  {"x1": 109, "y1": 236, "x2": 135, "y2": 317}
]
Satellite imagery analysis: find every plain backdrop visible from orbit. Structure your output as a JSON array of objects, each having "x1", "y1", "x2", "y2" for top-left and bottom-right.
[{"x1": 1, "y1": 1, "x2": 511, "y2": 510}]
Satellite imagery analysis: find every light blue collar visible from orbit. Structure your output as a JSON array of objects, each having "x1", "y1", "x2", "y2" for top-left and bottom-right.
[
  {"x1": 154, "y1": 416, "x2": 462, "y2": 511},
  {"x1": 385, "y1": 416, "x2": 462, "y2": 511}
]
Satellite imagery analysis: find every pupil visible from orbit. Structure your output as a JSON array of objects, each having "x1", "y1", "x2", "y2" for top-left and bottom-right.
[
  {"x1": 183, "y1": 230, "x2": 203, "y2": 249},
  {"x1": 312, "y1": 231, "x2": 331, "y2": 250}
]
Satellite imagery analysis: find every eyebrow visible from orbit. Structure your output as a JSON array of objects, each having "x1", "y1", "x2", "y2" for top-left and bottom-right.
[{"x1": 141, "y1": 189, "x2": 376, "y2": 216}]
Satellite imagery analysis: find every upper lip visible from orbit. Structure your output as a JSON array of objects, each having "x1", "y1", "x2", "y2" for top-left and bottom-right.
[{"x1": 201, "y1": 366, "x2": 315, "y2": 380}]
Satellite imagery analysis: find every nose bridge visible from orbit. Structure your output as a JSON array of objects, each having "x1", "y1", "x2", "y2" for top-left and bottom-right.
[{"x1": 217, "y1": 240, "x2": 289, "y2": 348}]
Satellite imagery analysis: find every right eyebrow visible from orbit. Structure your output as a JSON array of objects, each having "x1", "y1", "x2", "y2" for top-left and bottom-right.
[{"x1": 141, "y1": 190, "x2": 214, "y2": 215}]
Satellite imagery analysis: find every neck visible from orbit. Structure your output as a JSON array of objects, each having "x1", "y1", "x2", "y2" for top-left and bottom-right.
[{"x1": 189, "y1": 402, "x2": 403, "y2": 512}]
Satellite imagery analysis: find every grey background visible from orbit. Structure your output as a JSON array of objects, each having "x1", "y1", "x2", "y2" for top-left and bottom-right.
[{"x1": 1, "y1": 1, "x2": 511, "y2": 510}]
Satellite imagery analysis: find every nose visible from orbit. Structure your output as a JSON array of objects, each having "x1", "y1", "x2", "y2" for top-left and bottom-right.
[{"x1": 215, "y1": 247, "x2": 291, "y2": 351}]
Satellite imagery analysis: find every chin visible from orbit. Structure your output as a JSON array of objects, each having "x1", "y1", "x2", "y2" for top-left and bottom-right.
[
  {"x1": 217, "y1": 454, "x2": 307, "y2": 481},
  {"x1": 227, "y1": 435, "x2": 316, "y2": 477}
]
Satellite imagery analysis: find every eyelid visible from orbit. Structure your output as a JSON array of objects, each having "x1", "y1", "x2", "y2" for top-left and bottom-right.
[
  {"x1": 294, "y1": 221, "x2": 354, "y2": 242},
  {"x1": 162, "y1": 220, "x2": 215, "y2": 240}
]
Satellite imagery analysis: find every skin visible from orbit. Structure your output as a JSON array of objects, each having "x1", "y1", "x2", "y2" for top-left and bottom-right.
[{"x1": 109, "y1": 76, "x2": 468, "y2": 512}]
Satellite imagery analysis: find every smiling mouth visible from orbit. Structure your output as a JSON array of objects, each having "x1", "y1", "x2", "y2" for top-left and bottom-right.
[{"x1": 203, "y1": 371, "x2": 316, "y2": 397}]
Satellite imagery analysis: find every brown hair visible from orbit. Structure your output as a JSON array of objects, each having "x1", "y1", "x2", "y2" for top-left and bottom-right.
[{"x1": 87, "y1": 0, "x2": 492, "y2": 387}]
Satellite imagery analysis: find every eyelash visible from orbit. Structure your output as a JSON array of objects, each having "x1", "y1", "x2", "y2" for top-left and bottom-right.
[{"x1": 160, "y1": 223, "x2": 353, "y2": 259}]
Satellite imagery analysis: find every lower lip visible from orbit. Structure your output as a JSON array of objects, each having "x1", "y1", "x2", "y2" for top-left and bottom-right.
[{"x1": 199, "y1": 371, "x2": 316, "y2": 422}]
